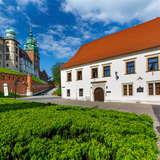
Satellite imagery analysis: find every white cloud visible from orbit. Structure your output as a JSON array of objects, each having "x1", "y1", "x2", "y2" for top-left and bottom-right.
[
  {"x1": 16, "y1": 0, "x2": 47, "y2": 12},
  {"x1": 48, "y1": 25, "x2": 66, "y2": 36},
  {"x1": 38, "y1": 33, "x2": 81, "y2": 59},
  {"x1": 0, "y1": 13, "x2": 15, "y2": 35},
  {"x1": 104, "y1": 26, "x2": 121, "y2": 35},
  {"x1": 62, "y1": 0, "x2": 160, "y2": 23}
]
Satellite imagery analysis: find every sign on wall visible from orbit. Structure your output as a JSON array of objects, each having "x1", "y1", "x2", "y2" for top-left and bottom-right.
[
  {"x1": 137, "y1": 87, "x2": 144, "y2": 93},
  {"x1": 3, "y1": 83, "x2": 9, "y2": 97}
]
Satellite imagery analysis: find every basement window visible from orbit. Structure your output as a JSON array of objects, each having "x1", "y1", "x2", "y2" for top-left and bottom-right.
[
  {"x1": 79, "y1": 88, "x2": 83, "y2": 97},
  {"x1": 67, "y1": 89, "x2": 70, "y2": 97}
]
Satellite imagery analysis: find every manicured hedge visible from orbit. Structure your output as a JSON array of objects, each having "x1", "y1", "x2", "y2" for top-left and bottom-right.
[{"x1": 0, "y1": 99, "x2": 158, "y2": 160}]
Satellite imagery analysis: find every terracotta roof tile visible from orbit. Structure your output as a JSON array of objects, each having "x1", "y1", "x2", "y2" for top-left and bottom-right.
[{"x1": 62, "y1": 18, "x2": 160, "y2": 69}]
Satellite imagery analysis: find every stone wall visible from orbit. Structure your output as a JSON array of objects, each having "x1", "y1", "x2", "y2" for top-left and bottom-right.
[{"x1": 0, "y1": 73, "x2": 52, "y2": 96}]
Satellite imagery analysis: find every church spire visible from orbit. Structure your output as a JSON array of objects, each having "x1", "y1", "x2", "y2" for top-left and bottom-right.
[
  {"x1": 24, "y1": 27, "x2": 39, "y2": 55},
  {"x1": 29, "y1": 25, "x2": 33, "y2": 38}
]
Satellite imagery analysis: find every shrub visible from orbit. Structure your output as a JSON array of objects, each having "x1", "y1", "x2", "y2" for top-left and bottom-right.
[
  {"x1": 53, "y1": 87, "x2": 61, "y2": 96},
  {"x1": 0, "y1": 99, "x2": 158, "y2": 159}
]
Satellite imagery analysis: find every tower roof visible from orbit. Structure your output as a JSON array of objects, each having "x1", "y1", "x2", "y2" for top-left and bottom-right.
[
  {"x1": 24, "y1": 28, "x2": 39, "y2": 55},
  {"x1": 5, "y1": 28, "x2": 16, "y2": 39}
]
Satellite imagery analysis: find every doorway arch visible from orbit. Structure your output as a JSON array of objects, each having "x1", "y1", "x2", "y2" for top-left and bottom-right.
[{"x1": 94, "y1": 87, "x2": 104, "y2": 102}]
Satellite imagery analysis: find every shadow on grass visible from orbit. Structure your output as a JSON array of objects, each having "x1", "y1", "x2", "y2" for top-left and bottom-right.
[{"x1": 0, "y1": 102, "x2": 52, "y2": 113}]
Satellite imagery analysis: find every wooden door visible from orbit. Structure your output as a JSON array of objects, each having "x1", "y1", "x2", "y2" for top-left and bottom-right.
[{"x1": 94, "y1": 87, "x2": 104, "y2": 102}]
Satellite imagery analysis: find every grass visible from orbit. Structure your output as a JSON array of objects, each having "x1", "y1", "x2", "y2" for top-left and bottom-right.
[
  {"x1": 0, "y1": 68, "x2": 24, "y2": 75},
  {"x1": 32, "y1": 75, "x2": 46, "y2": 84},
  {"x1": 0, "y1": 98, "x2": 158, "y2": 160},
  {"x1": 0, "y1": 68, "x2": 46, "y2": 84}
]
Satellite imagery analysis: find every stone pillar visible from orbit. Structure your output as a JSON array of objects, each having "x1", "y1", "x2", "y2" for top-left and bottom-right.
[{"x1": 26, "y1": 74, "x2": 33, "y2": 96}]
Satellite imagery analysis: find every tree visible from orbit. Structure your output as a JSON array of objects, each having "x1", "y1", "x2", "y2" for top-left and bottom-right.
[{"x1": 51, "y1": 63, "x2": 63, "y2": 87}]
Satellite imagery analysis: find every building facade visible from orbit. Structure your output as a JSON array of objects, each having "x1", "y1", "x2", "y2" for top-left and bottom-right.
[
  {"x1": 61, "y1": 18, "x2": 160, "y2": 104},
  {"x1": 0, "y1": 28, "x2": 40, "y2": 77}
]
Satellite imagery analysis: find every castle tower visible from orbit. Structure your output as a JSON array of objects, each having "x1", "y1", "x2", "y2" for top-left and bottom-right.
[
  {"x1": 4, "y1": 28, "x2": 19, "y2": 71},
  {"x1": 24, "y1": 28, "x2": 40, "y2": 77}
]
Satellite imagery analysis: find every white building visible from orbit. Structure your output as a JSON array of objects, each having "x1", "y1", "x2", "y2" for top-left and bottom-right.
[{"x1": 61, "y1": 18, "x2": 160, "y2": 104}]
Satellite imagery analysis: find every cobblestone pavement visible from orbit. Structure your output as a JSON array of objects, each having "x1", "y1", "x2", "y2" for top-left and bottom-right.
[{"x1": 19, "y1": 96, "x2": 160, "y2": 134}]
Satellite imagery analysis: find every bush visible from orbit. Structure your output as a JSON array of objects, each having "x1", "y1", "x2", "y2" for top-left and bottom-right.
[
  {"x1": 53, "y1": 87, "x2": 61, "y2": 96},
  {"x1": 0, "y1": 99, "x2": 158, "y2": 159}
]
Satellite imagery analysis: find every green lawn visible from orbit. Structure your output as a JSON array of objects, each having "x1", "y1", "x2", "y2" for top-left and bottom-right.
[{"x1": 0, "y1": 98, "x2": 158, "y2": 160}]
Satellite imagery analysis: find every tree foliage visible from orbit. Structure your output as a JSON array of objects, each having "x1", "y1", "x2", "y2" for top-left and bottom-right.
[{"x1": 51, "y1": 63, "x2": 63, "y2": 86}]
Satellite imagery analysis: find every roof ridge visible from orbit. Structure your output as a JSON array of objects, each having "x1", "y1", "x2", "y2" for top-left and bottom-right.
[
  {"x1": 62, "y1": 17, "x2": 160, "y2": 69},
  {"x1": 83, "y1": 17, "x2": 160, "y2": 47}
]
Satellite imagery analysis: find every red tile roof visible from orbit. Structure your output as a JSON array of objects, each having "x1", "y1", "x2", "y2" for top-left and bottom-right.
[{"x1": 62, "y1": 18, "x2": 160, "y2": 69}]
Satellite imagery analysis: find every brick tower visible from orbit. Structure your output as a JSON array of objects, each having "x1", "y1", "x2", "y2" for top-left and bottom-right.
[{"x1": 24, "y1": 28, "x2": 40, "y2": 77}]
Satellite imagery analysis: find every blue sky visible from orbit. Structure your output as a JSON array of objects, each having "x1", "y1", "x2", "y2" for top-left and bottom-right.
[{"x1": 0, "y1": 0, "x2": 160, "y2": 75}]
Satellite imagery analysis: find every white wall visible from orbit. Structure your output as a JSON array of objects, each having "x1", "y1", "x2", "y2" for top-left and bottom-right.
[{"x1": 61, "y1": 48, "x2": 160, "y2": 103}]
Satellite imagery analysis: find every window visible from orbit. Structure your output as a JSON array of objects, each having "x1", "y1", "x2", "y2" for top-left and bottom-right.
[
  {"x1": 148, "y1": 57, "x2": 159, "y2": 71},
  {"x1": 149, "y1": 82, "x2": 160, "y2": 95},
  {"x1": 16, "y1": 56, "x2": 18, "y2": 62},
  {"x1": 92, "y1": 68, "x2": 98, "y2": 78},
  {"x1": 6, "y1": 46, "x2": 9, "y2": 52},
  {"x1": 126, "y1": 61, "x2": 135, "y2": 74},
  {"x1": 148, "y1": 83, "x2": 154, "y2": 95},
  {"x1": 15, "y1": 48, "x2": 18, "y2": 54},
  {"x1": 155, "y1": 83, "x2": 160, "y2": 95},
  {"x1": 123, "y1": 85, "x2": 128, "y2": 96},
  {"x1": 123, "y1": 84, "x2": 133, "y2": 96},
  {"x1": 79, "y1": 88, "x2": 83, "y2": 97},
  {"x1": 6, "y1": 54, "x2": 10, "y2": 60},
  {"x1": 67, "y1": 72, "x2": 72, "y2": 81},
  {"x1": 103, "y1": 65, "x2": 110, "y2": 77},
  {"x1": 128, "y1": 84, "x2": 133, "y2": 96},
  {"x1": 77, "y1": 70, "x2": 82, "y2": 80},
  {"x1": 67, "y1": 89, "x2": 70, "y2": 97}
]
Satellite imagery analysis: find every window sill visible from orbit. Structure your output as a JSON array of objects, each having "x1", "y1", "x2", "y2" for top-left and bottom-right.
[
  {"x1": 103, "y1": 76, "x2": 111, "y2": 78},
  {"x1": 146, "y1": 70, "x2": 160, "y2": 72},
  {"x1": 125, "y1": 73, "x2": 136, "y2": 75},
  {"x1": 91, "y1": 77, "x2": 98, "y2": 79}
]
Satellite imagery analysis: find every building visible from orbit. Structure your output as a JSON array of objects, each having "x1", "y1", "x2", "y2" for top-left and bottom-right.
[
  {"x1": 61, "y1": 18, "x2": 160, "y2": 104},
  {"x1": 0, "y1": 28, "x2": 40, "y2": 77}
]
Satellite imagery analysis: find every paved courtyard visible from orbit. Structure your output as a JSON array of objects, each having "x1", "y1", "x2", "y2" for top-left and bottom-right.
[{"x1": 19, "y1": 96, "x2": 160, "y2": 134}]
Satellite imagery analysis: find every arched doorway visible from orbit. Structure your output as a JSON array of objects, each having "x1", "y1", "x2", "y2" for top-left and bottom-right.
[{"x1": 94, "y1": 87, "x2": 104, "y2": 102}]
